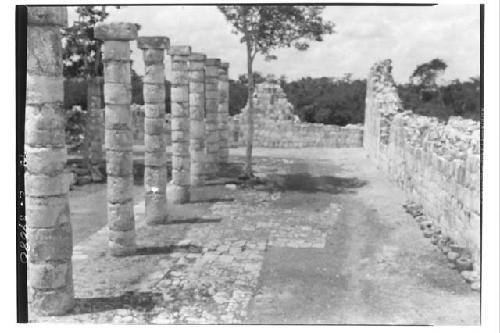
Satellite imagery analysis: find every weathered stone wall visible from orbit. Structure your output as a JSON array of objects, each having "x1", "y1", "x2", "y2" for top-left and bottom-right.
[
  {"x1": 365, "y1": 59, "x2": 481, "y2": 265},
  {"x1": 231, "y1": 75, "x2": 364, "y2": 148},
  {"x1": 229, "y1": 115, "x2": 363, "y2": 148}
]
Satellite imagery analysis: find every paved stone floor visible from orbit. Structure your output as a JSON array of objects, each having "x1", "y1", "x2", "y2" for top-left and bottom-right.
[{"x1": 31, "y1": 148, "x2": 480, "y2": 325}]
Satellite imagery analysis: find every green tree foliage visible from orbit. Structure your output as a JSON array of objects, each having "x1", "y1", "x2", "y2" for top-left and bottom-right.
[
  {"x1": 398, "y1": 77, "x2": 480, "y2": 121},
  {"x1": 410, "y1": 58, "x2": 447, "y2": 87},
  {"x1": 229, "y1": 78, "x2": 248, "y2": 116},
  {"x1": 399, "y1": 59, "x2": 480, "y2": 121},
  {"x1": 218, "y1": 5, "x2": 335, "y2": 176},
  {"x1": 283, "y1": 76, "x2": 366, "y2": 126},
  {"x1": 61, "y1": 6, "x2": 110, "y2": 78},
  {"x1": 237, "y1": 71, "x2": 266, "y2": 86}
]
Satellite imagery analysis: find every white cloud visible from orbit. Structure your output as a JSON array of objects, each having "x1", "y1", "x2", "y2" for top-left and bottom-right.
[{"x1": 68, "y1": 4, "x2": 480, "y2": 83}]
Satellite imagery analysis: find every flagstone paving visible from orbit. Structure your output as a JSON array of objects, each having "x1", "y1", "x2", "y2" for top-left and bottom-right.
[{"x1": 30, "y1": 148, "x2": 480, "y2": 325}]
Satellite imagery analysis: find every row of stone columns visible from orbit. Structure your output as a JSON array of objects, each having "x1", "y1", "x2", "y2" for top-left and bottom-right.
[{"x1": 25, "y1": 8, "x2": 231, "y2": 315}]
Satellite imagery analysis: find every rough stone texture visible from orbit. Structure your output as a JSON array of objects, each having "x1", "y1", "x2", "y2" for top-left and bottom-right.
[
  {"x1": 25, "y1": 6, "x2": 74, "y2": 316},
  {"x1": 230, "y1": 116, "x2": 363, "y2": 148},
  {"x1": 217, "y1": 62, "x2": 230, "y2": 164},
  {"x1": 30, "y1": 149, "x2": 479, "y2": 324},
  {"x1": 363, "y1": 59, "x2": 402, "y2": 156},
  {"x1": 168, "y1": 45, "x2": 192, "y2": 203},
  {"x1": 188, "y1": 52, "x2": 207, "y2": 187},
  {"x1": 364, "y1": 59, "x2": 481, "y2": 269},
  {"x1": 94, "y1": 22, "x2": 138, "y2": 41},
  {"x1": 97, "y1": 23, "x2": 137, "y2": 255},
  {"x1": 241, "y1": 74, "x2": 295, "y2": 120},
  {"x1": 87, "y1": 77, "x2": 105, "y2": 168},
  {"x1": 231, "y1": 75, "x2": 364, "y2": 148},
  {"x1": 138, "y1": 36, "x2": 169, "y2": 223},
  {"x1": 204, "y1": 58, "x2": 221, "y2": 179},
  {"x1": 131, "y1": 104, "x2": 171, "y2": 145}
]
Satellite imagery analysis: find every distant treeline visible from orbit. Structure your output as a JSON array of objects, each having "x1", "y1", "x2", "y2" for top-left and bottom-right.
[{"x1": 64, "y1": 70, "x2": 480, "y2": 125}]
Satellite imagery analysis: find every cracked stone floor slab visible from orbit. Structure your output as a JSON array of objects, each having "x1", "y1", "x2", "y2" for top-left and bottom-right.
[{"x1": 30, "y1": 148, "x2": 479, "y2": 325}]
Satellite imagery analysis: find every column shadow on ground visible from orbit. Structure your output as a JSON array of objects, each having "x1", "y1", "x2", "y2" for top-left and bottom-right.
[
  {"x1": 188, "y1": 198, "x2": 235, "y2": 204},
  {"x1": 262, "y1": 173, "x2": 368, "y2": 194},
  {"x1": 72, "y1": 291, "x2": 162, "y2": 314},
  {"x1": 134, "y1": 243, "x2": 203, "y2": 256}
]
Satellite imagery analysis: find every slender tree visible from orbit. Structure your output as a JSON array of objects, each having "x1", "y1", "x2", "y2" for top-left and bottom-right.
[{"x1": 218, "y1": 5, "x2": 334, "y2": 177}]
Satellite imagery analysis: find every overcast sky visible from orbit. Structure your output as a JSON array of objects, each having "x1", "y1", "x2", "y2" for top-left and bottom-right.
[{"x1": 68, "y1": 4, "x2": 480, "y2": 83}]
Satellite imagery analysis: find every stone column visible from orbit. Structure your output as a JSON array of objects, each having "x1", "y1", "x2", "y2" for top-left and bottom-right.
[
  {"x1": 218, "y1": 62, "x2": 230, "y2": 164},
  {"x1": 95, "y1": 22, "x2": 138, "y2": 256},
  {"x1": 87, "y1": 76, "x2": 105, "y2": 180},
  {"x1": 188, "y1": 53, "x2": 207, "y2": 187},
  {"x1": 137, "y1": 36, "x2": 170, "y2": 224},
  {"x1": 168, "y1": 45, "x2": 191, "y2": 203},
  {"x1": 204, "y1": 58, "x2": 221, "y2": 179},
  {"x1": 25, "y1": 7, "x2": 74, "y2": 315}
]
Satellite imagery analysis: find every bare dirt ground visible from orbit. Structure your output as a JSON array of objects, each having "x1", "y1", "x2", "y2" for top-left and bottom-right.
[{"x1": 31, "y1": 147, "x2": 479, "y2": 325}]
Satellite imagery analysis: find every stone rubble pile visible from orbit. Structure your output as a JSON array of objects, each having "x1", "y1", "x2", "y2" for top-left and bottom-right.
[{"x1": 403, "y1": 201, "x2": 480, "y2": 291}]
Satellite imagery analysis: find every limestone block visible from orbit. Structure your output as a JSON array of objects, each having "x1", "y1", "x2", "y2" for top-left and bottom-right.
[
  {"x1": 143, "y1": 83, "x2": 166, "y2": 103},
  {"x1": 27, "y1": 7, "x2": 67, "y2": 26},
  {"x1": 144, "y1": 104, "x2": 164, "y2": 118},
  {"x1": 142, "y1": 48, "x2": 166, "y2": 66},
  {"x1": 145, "y1": 117, "x2": 165, "y2": 135},
  {"x1": 29, "y1": 261, "x2": 70, "y2": 289},
  {"x1": 108, "y1": 229, "x2": 136, "y2": 248},
  {"x1": 25, "y1": 173, "x2": 68, "y2": 197},
  {"x1": 104, "y1": 83, "x2": 132, "y2": 104},
  {"x1": 107, "y1": 176, "x2": 133, "y2": 203},
  {"x1": 25, "y1": 196, "x2": 69, "y2": 229},
  {"x1": 145, "y1": 193, "x2": 168, "y2": 224},
  {"x1": 144, "y1": 167, "x2": 167, "y2": 193},
  {"x1": 144, "y1": 134, "x2": 166, "y2": 152},
  {"x1": 102, "y1": 41, "x2": 130, "y2": 60},
  {"x1": 26, "y1": 75, "x2": 63, "y2": 104},
  {"x1": 25, "y1": 147, "x2": 66, "y2": 175},
  {"x1": 105, "y1": 129, "x2": 133, "y2": 151},
  {"x1": 103, "y1": 61, "x2": 131, "y2": 83},
  {"x1": 27, "y1": 26, "x2": 63, "y2": 75},
  {"x1": 105, "y1": 151, "x2": 133, "y2": 176},
  {"x1": 27, "y1": 223, "x2": 73, "y2": 262},
  {"x1": 144, "y1": 64, "x2": 166, "y2": 84},
  {"x1": 105, "y1": 105, "x2": 133, "y2": 129},
  {"x1": 28, "y1": 284, "x2": 74, "y2": 316},
  {"x1": 145, "y1": 151, "x2": 167, "y2": 166},
  {"x1": 108, "y1": 201, "x2": 135, "y2": 231},
  {"x1": 95, "y1": 22, "x2": 138, "y2": 41},
  {"x1": 168, "y1": 45, "x2": 191, "y2": 56},
  {"x1": 137, "y1": 36, "x2": 169, "y2": 50}
]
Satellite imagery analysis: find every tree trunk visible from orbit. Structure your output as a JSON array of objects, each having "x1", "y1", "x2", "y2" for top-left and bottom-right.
[{"x1": 245, "y1": 40, "x2": 254, "y2": 177}]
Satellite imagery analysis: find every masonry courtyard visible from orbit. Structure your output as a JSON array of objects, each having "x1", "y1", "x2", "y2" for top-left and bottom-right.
[{"x1": 30, "y1": 147, "x2": 480, "y2": 324}]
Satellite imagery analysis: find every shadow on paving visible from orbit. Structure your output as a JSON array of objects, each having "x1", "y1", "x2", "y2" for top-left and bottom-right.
[
  {"x1": 189, "y1": 198, "x2": 235, "y2": 204},
  {"x1": 72, "y1": 291, "x2": 163, "y2": 314},
  {"x1": 167, "y1": 217, "x2": 222, "y2": 224},
  {"x1": 264, "y1": 173, "x2": 368, "y2": 194},
  {"x1": 134, "y1": 243, "x2": 203, "y2": 256}
]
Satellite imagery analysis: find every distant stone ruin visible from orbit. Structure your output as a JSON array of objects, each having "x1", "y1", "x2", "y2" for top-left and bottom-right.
[
  {"x1": 241, "y1": 74, "x2": 295, "y2": 120},
  {"x1": 229, "y1": 74, "x2": 364, "y2": 148}
]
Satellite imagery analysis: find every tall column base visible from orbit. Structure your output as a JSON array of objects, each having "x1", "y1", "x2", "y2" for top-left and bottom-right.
[{"x1": 167, "y1": 182, "x2": 190, "y2": 204}]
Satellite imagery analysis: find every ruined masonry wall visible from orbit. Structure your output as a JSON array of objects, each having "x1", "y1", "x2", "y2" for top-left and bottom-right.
[
  {"x1": 228, "y1": 116, "x2": 363, "y2": 148},
  {"x1": 365, "y1": 59, "x2": 481, "y2": 264}
]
